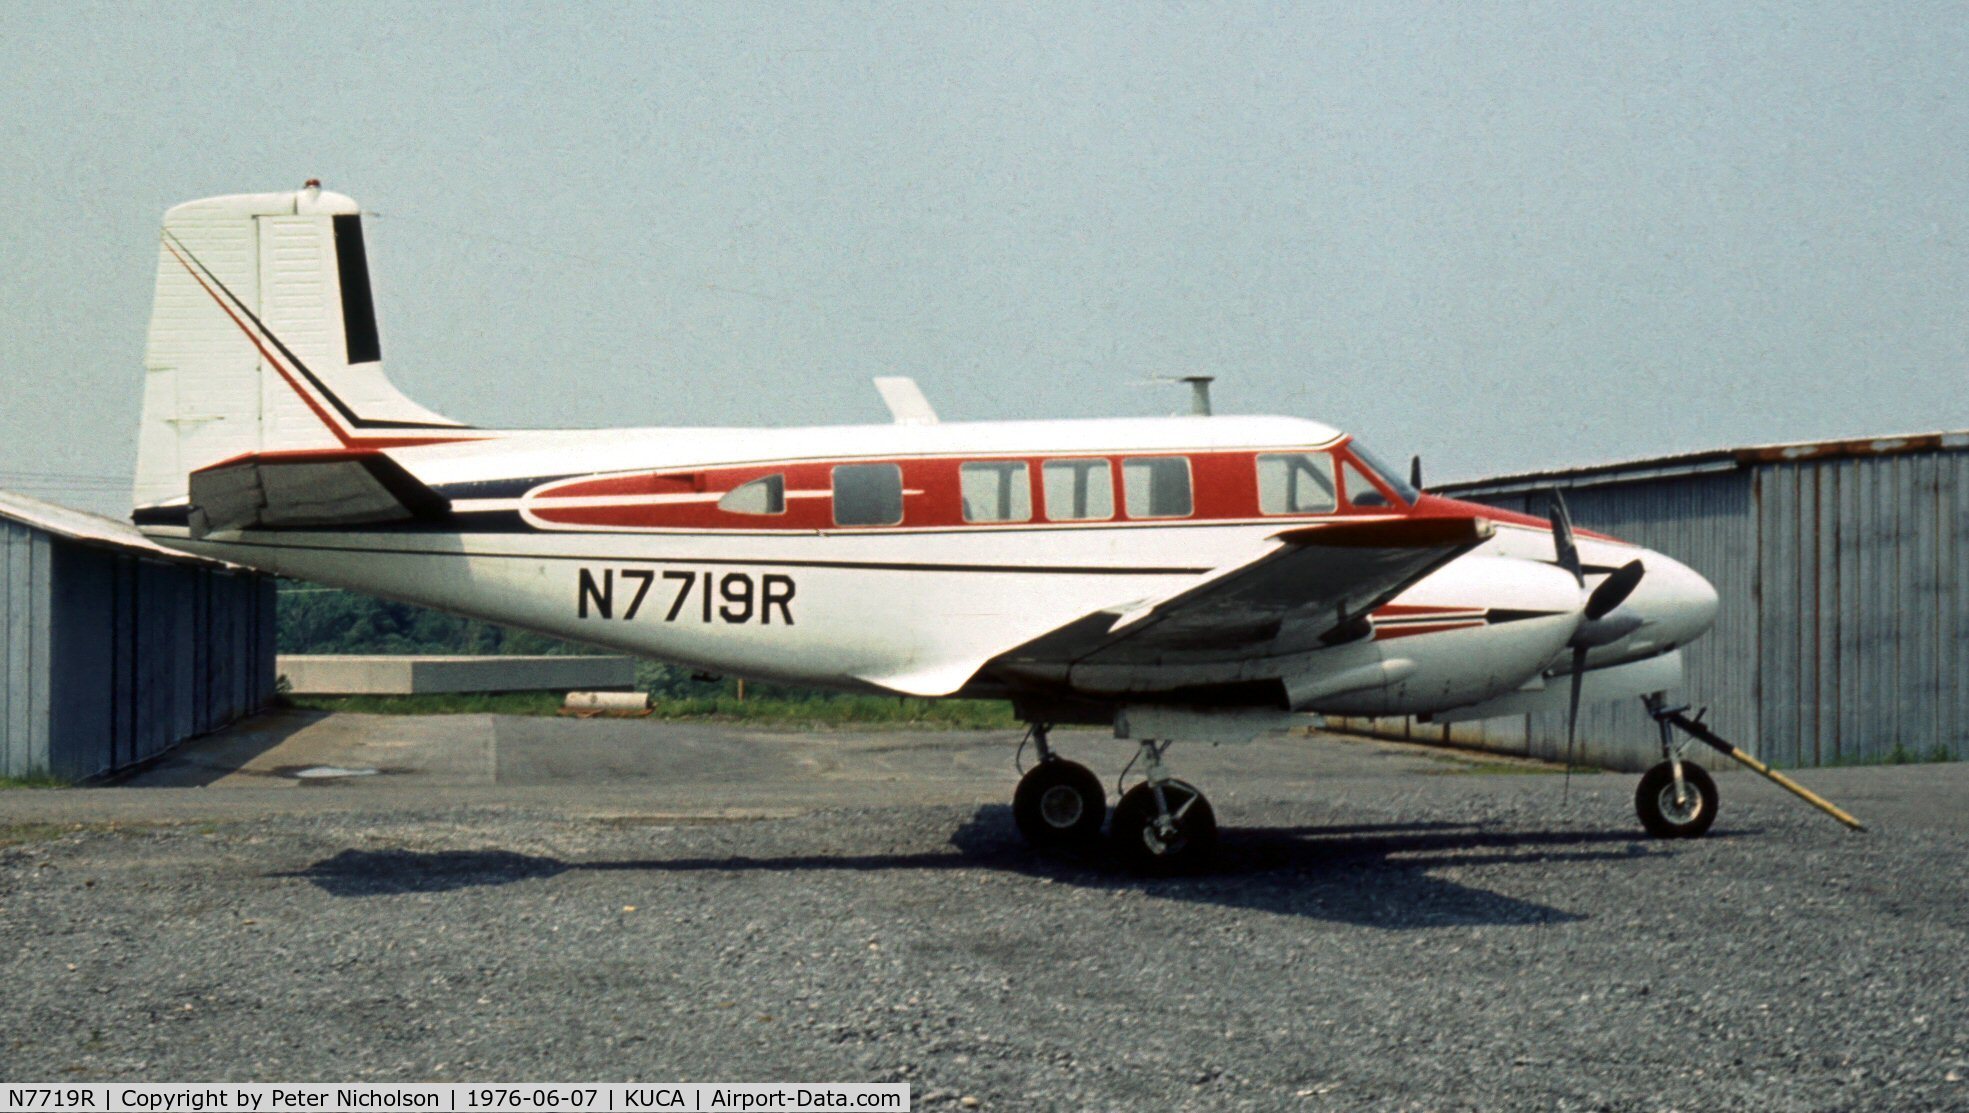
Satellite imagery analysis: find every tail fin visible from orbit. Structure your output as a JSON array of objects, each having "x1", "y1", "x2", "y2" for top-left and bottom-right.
[{"x1": 135, "y1": 182, "x2": 470, "y2": 508}]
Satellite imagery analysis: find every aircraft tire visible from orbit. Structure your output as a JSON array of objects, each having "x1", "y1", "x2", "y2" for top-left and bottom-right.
[
  {"x1": 1013, "y1": 760, "x2": 1107, "y2": 850},
  {"x1": 1110, "y1": 781, "x2": 1217, "y2": 875},
  {"x1": 1635, "y1": 760, "x2": 1718, "y2": 839}
]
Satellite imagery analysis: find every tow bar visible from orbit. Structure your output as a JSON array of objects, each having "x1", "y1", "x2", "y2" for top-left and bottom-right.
[{"x1": 1645, "y1": 698, "x2": 1866, "y2": 832}]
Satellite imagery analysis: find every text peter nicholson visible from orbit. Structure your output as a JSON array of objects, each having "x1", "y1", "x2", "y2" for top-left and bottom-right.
[{"x1": 8, "y1": 1083, "x2": 913, "y2": 1113}]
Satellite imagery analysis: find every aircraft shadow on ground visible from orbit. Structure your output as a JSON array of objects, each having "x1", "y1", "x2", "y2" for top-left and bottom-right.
[{"x1": 275, "y1": 806, "x2": 1740, "y2": 928}]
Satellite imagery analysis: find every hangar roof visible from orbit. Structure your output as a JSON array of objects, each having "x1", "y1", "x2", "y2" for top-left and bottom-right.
[
  {"x1": 1442, "y1": 429, "x2": 1969, "y2": 497},
  {"x1": 0, "y1": 489, "x2": 231, "y2": 568}
]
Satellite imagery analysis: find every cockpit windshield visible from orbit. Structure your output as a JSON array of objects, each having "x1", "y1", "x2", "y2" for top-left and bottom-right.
[{"x1": 1346, "y1": 441, "x2": 1420, "y2": 505}]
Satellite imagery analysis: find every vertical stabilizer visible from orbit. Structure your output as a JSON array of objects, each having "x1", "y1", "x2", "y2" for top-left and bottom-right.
[{"x1": 135, "y1": 183, "x2": 467, "y2": 508}]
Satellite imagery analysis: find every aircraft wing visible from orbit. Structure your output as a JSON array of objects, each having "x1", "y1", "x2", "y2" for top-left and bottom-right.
[
  {"x1": 187, "y1": 449, "x2": 449, "y2": 536},
  {"x1": 997, "y1": 516, "x2": 1496, "y2": 670}
]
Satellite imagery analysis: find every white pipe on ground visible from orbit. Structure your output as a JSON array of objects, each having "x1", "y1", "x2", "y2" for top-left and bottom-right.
[{"x1": 563, "y1": 691, "x2": 651, "y2": 713}]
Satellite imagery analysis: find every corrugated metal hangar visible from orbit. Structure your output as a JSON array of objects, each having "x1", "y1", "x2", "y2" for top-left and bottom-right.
[
  {"x1": 1353, "y1": 430, "x2": 1968, "y2": 771},
  {"x1": 0, "y1": 490, "x2": 276, "y2": 781}
]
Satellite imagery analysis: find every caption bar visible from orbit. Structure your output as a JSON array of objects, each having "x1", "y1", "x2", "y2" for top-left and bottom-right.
[{"x1": 7, "y1": 1085, "x2": 911, "y2": 1113}]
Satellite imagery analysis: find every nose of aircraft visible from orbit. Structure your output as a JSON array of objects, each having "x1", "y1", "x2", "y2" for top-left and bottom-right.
[{"x1": 1624, "y1": 548, "x2": 1719, "y2": 654}]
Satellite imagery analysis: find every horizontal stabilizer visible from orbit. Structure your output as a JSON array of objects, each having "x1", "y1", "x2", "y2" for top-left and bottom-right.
[{"x1": 188, "y1": 449, "x2": 448, "y2": 536}]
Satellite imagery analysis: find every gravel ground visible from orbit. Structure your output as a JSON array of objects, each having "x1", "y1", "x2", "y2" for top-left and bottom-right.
[{"x1": 1, "y1": 720, "x2": 1964, "y2": 1110}]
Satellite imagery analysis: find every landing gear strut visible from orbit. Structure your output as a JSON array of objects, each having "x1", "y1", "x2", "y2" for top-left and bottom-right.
[
  {"x1": 1108, "y1": 739, "x2": 1217, "y2": 874},
  {"x1": 1636, "y1": 693, "x2": 1718, "y2": 839},
  {"x1": 1012, "y1": 724, "x2": 1106, "y2": 850}
]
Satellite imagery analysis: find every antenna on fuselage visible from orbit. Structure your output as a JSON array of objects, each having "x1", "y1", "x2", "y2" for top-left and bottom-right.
[
  {"x1": 1140, "y1": 375, "x2": 1216, "y2": 416},
  {"x1": 1180, "y1": 376, "x2": 1215, "y2": 416}
]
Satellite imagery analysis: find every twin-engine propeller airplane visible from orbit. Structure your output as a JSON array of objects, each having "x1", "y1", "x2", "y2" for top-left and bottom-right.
[{"x1": 132, "y1": 183, "x2": 1724, "y2": 871}]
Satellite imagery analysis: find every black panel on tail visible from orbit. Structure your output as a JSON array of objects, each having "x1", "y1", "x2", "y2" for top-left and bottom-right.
[{"x1": 333, "y1": 214, "x2": 382, "y2": 364}]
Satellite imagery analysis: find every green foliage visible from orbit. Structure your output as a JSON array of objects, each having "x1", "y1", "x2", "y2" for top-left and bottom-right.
[
  {"x1": 286, "y1": 691, "x2": 1014, "y2": 727},
  {"x1": 277, "y1": 582, "x2": 596, "y2": 657},
  {"x1": 1422, "y1": 760, "x2": 1599, "y2": 776},
  {"x1": 287, "y1": 692, "x2": 566, "y2": 716},
  {"x1": 276, "y1": 582, "x2": 1018, "y2": 727},
  {"x1": 0, "y1": 771, "x2": 69, "y2": 789},
  {"x1": 1823, "y1": 741, "x2": 1960, "y2": 767},
  {"x1": 0, "y1": 822, "x2": 71, "y2": 845},
  {"x1": 645, "y1": 696, "x2": 1016, "y2": 728},
  {"x1": 629, "y1": 663, "x2": 1016, "y2": 724},
  {"x1": 632, "y1": 660, "x2": 837, "y2": 702}
]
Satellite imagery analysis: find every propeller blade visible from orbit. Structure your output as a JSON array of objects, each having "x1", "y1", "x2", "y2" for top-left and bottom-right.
[
  {"x1": 1409, "y1": 454, "x2": 1424, "y2": 492},
  {"x1": 1547, "y1": 492, "x2": 1581, "y2": 585},
  {"x1": 1563, "y1": 644, "x2": 1587, "y2": 801},
  {"x1": 1586, "y1": 558, "x2": 1646, "y2": 621}
]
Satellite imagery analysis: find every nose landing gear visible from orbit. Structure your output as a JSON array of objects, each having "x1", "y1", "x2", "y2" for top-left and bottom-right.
[
  {"x1": 1635, "y1": 759, "x2": 1718, "y2": 838},
  {"x1": 1636, "y1": 693, "x2": 1719, "y2": 839},
  {"x1": 1639, "y1": 693, "x2": 1866, "y2": 836}
]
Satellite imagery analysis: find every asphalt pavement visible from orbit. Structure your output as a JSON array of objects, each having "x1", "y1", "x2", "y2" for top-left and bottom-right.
[{"x1": 2, "y1": 711, "x2": 1964, "y2": 1111}]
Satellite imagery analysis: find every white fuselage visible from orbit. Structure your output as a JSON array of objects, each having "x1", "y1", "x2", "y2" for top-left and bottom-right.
[{"x1": 140, "y1": 414, "x2": 1719, "y2": 720}]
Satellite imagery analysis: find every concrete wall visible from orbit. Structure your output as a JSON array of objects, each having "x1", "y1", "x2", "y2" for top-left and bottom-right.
[{"x1": 278, "y1": 655, "x2": 637, "y2": 696}]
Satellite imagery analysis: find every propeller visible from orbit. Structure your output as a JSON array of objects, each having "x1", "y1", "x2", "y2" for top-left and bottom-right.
[
  {"x1": 1547, "y1": 491, "x2": 1647, "y2": 798},
  {"x1": 1586, "y1": 559, "x2": 1645, "y2": 622},
  {"x1": 1548, "y1": 495, "x2": 1581, "y2": 585},
  {"x1": 1409, "y1": 454, "x2": 1425, "y2": 493}
]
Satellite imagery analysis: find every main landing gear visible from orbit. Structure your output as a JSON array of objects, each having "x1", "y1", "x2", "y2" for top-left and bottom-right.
[
  {"x1": 1108, "y1": 739, "x2": 1217, "y2": 875},
  {"x1": 1012, "y1": 725, "x2": 1106, "y2": 850},
  {"x1": 1012, "y1": 725, "x2": 1218, "y2": 873}
]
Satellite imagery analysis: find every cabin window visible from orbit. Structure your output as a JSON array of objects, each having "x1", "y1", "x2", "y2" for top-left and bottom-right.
[
  {"x1": 1042, "y1": 459, "x2": 1114, "y2": 521},
  {"x1": 1256, "y1": 453, "x2": 1338, "y2": 515},
  {"x1": 1122, "y1": 457, "x2": 1193, "y2": 518},
  {"x1": 960, "y1": 461, "x2": 1031, "y2": 523},
  {"x1": 1342, "y1": 461, "x2": 1391, "y2": 508},
  {"x1": 1348, "y1": 442, "x2": 1420, "y2": 503},
  {"x1": 832, "y1": 464, "x2": 904, "y2": 526},
  {"x1": 718, "y1": 474, "x2": 785, "y2": 515}
]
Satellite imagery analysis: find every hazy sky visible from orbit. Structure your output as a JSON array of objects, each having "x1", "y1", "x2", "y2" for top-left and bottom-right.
[{"x1": 3, "y1": 2, "x2": 1965, "y2": 515}]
